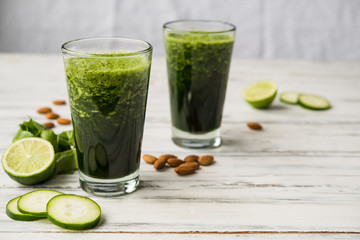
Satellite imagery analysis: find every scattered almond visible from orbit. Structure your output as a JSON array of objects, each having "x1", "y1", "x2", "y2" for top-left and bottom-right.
[
  {"x1": 144, "y1": 153, "x2": 214, "y2": 176},
  {"x1": 57, "y1": 118, "x2": 71, "y2": 125},
  {"x1": 37, "y1": 107, "x2": 52, "y2": 114},
  {"x1": 43, "y1": 122, "x2": 55, "y2": 129},
  {"x1": 198, "y1": 155, "x2": 214, "y2": 166},
  {"x1": 247, "y1": 122, "x2": 262, "y2": 130},
  {"x1": 184, "y1": 155, "x2": 199, "y2": 163},
  {"x1": 142, "y1": 154, "x2": 157, "y2": 164},
  {"x1": 182, "y1": 161, "x2": 199, "y2": 170},
  {"x1": 158, "y1": 154, "x2": 177, "y2": 162},
  {"x1": 45, "y1": 112, "x2": 59, "y2": 119},
  {"x1": 53, "y1": 100, "x2": 66, "y2": 105},
  {"x1": 167, "y1": 158, "x2": 185, "y2": 167},
  {"x1": 154, "y1": 158, "x2": 167, "y2": 170},
  {"x1": 175, "y1": 164, "x2": 196, "y2": 176}
]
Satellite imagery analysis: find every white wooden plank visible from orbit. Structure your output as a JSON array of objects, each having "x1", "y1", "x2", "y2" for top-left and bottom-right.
[
  {"x1": 0, "y1": 155, "x2": 359, "y2": 232},
  {"x1": 0, "y1": 54, "x2": 359, "y2": 237},
  {"x1": 1, "y1": 233, "x2": 360, "y2": 240}
]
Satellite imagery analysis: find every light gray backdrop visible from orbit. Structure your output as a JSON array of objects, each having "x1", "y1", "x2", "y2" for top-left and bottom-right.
[{"x1": 0, "y1": 0, "x2": 359, "y2": 60}]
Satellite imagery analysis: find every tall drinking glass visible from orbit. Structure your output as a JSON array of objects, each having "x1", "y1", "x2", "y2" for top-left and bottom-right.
[
  {"x1": 163, "y1": 20, "x2": 236, "y2": 148},
  {"x1": 61, "y1": 38, "x2": 152, "y2": 197}
]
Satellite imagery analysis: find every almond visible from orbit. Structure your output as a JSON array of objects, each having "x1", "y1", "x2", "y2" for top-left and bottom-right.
[
  {"x1": 158, "y1": 154, "x2": 177, "y2": 162},
  {"x1": 154, "y1": 158, "x2": 167, "y2": 170},
  {"x1": 182, "y1": 161, "x2": 199, "y2": 170},
  {"x1": 198, "y1": 155, "x2": 214, "y2": 166},
  {"x1": 37, "y1": 107, "x2": 52, "y2": 114},
  {"x1": 184, "y1": 155, "x2": 199, "y2": 162},
  {"x1": 247, "y1": 122, "x2": 262, "y2": 130},
  {"x1": 53, "y1": 100, "x2": 66, "y2": 105},
  {"x1": 43, "y1": 122, "x2": 55, "y2": 129},
  {"x1": 167, "y1": 158, "x2": 185, "y2": 167},
  {"x1": 57, "y1": 118, "x2": 71, "y2": 125},
  {"x1": 46, "y1": 112, "x2": 59, "y2": 119},
  {"x1": 175, "y1": 164, "x2": 196, "y2": 176},
  {"x1": 142, "y1": 154, "x2": 157, "y2": 164}
]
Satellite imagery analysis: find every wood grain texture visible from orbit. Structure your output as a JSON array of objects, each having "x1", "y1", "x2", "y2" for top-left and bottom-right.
[
  {"x1": 0, "y1": 54, "x2": 359, "y2": 238},
  {"x1": 1, "y1": 233, "x2": 360, "y2": 240}
]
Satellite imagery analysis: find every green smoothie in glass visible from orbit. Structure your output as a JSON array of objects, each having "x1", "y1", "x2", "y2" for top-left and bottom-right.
[
  {"x1": 163, "y1": 20, "x2": 235, "y2": 148},
  {"x1": 62, "y1": 38, "x2": 152, "y2": 196}
]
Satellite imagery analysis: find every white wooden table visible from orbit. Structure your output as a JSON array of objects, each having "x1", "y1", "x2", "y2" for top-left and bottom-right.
[{"x1": 0, "y1": 54, "x2": 359, "y2": 239}]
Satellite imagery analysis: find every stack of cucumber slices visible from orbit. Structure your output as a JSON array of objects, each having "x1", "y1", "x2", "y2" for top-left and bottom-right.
[
  {"x1": 6, "y1": 189, "x2": 101, "y2": 230},
  {"x1": 280, "y1": 92, "x2": 331, "y2": 110}
]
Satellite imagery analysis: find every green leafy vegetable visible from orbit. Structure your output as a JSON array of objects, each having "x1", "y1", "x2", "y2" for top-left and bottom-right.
[
  {"x1": 55, "y1": 149, "x2": 78, "y2": 174},
  {"x1": 41, "y1": 130, "x2": 58, "y2": 152},
  {"x1": 12, "y1": 130, "x2": 34, "y2": 143},
  {"x1": 57, "y1": 130, "x2": 75, "y2": 152},
  {"x1": 11, "y1": 118, "x2": 78, "y2": 176},
  {"x1": 20, "y1": 118, "x2": 45, "y2": 136}
]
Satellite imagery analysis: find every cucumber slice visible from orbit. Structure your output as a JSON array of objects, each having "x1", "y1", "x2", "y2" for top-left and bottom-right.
[
  {"x1": 280, "y1": 91, "x2": 299, "y2": 104},
  {"x1": 18, "y1": 190, "x2": 63, "y2": 217},
  {"x1": 47, "y1": 194, "x2": 101, "y2": 230},
  {"x1": 6, "y1": 197, "x2": 43, "y2": 221},
  {"x1": 95, "y1": 143, "x2": 108, "y2": 167},
  {"x1": 88, "y1": 146, "x2": 97, "y2": 172},
  {"x1": 299, "y1": 94, "x2": 331, "y2": 110}
]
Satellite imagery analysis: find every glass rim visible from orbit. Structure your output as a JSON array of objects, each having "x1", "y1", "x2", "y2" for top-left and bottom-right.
[
  {"x1": 163, "y1": 19, "x2": 236, "y2": 34},
  {"x1": 61, "y1": 37, "x2": 153, "y2": 58}
]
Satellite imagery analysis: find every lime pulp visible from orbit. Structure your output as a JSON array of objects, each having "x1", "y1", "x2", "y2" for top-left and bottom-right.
[
  {"x1": 1, "y1": 138, "x2": 55, "y2": 185},
  {"x1": 242, "y1": 81, "x2": 277, "y2": 108}
]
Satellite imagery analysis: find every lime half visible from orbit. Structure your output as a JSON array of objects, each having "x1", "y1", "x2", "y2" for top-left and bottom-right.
[
  {"x1": 242, "y1": 81, "x2": 277, "y2": 108},
  {"x1": 1, "y1": 138, "x2": 55, "y2": 185}
]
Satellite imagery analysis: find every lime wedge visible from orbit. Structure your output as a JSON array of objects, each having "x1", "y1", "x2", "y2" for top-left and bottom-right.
[
  {"x1": 1, "y1": 138, "x2": 55, "y2": 185},
  {"x1": 242, "y1": 81, "x2": 277, "y2": 108},
  {"x1": 299, "y1": 94, "x2": 331, "y2": 110}
]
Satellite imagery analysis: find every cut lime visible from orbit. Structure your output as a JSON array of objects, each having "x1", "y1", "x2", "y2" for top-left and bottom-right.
[
  {"x1": 47, "y1": 194, "x2": 101, "y2": 230},
  {"x1": 1, "y1": 137, "x2": 55, "y2": 185},
  {"x1": 6, "y1": 196, "x2": 43, "y2": 221},
  {"x1": 299, "y1": 94, "x2": 331, "y2": 110},
  {"x1": 242, "y1": 81, "x2": 277, "y2": 108},
  {"x1": 280, "y1": 91, "x2": 299, "y2": 104},
  {"x1": 17, "y1": 189, "x2": 62, "y2": 217}
]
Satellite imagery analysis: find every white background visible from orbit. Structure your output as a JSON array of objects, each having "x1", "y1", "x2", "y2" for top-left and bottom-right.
[{"x1": 0, "y1": 0, "x2": 359, "y2": 60}]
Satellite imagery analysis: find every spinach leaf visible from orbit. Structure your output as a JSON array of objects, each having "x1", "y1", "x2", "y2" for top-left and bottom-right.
[
  {"x1": 19, "y1": 118, "x2": 45, "y2": 136},
  {"x1": 12, "y1": 129, "x2": 34, "y2": 143},
  {"x1": 41, "y1": 129, "x2": 58, "y2": 152},
  {"x1": 55, "y1": 149, "x2": 78, "y2": 174},
  {"x1": 58, "y1": 130, "x2": 75, "y2": 147}
]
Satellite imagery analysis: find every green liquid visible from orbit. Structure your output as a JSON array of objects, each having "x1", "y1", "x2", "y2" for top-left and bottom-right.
[
  {"x1": 65, "y1": 56, "x2": 151, "y2": 179},
  {"x1": 164, "y1": 33, "x2": 234, "y2": 133}
]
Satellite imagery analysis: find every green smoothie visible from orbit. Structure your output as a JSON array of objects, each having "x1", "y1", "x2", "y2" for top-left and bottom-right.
[
  {"x1": 164, "y1": 32, "x2": 234, "y2": 133},
  {"x1": 65, "y1": 55, "x2": 151, "y2": 179}
]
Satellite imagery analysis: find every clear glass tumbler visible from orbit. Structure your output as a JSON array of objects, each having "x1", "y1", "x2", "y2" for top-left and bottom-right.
[
  {"x1": 61, "y1": 37, "x2": 152, "y2": 197},
  {"x1": 163, "y1": 20, "x2": 236, "y2": 148}
]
